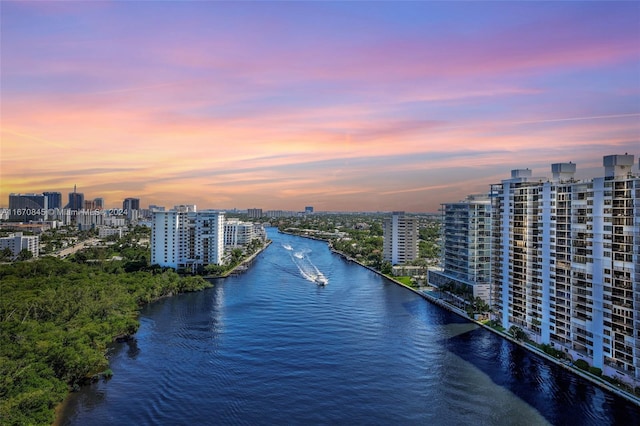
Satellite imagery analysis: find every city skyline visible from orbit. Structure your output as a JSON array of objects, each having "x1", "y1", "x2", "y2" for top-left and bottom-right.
[{"x1": 2, "y1": 2, "x2": 639, "y2": 212}]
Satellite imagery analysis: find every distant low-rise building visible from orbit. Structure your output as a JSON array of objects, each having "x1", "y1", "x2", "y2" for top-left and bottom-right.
[
  {"x1": 103, "y1": 215, "x2": 126, "y2": 227},
  {"x1": 98, "y1": 226, "x2": 128, "y2": 239},
  {"x1": 265, "y1": 210, "x2": 296, "y2": 218}
]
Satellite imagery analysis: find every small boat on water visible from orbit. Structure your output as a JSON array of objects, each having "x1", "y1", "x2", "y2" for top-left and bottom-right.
[{"x1": 315, "y1": 274, "x2": 328, "y2": 286}]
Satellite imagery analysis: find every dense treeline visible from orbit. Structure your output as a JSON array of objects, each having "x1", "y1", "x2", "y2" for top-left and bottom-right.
[
  {"x1": 0, "y1": 256, "x2": 212, "y2": 425},
  {"x1": 275, "y1": 213, "x2": 440, "y2": 270}
]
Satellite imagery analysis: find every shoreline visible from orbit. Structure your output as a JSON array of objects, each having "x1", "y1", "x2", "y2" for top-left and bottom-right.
[
  {"x1": 402, "y1": 283, "x2": 640, "y2": 407},
  {"x1": 375, "y1": 267, "x2": 640, "y2": 407},
  {"x1": 280, "y1": 229, "x2": 640, "y2": 408},
  {"x1": 53, "y1": 240, "x2": 272, "y2": 426},
  {"x1": 203, "y1": 239, "x2": 272, "y2": 280}
]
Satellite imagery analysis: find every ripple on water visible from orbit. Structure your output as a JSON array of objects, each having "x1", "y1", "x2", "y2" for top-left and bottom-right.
[{"x1": 60, "y1": 230, "x2": 640, "y2": 426}]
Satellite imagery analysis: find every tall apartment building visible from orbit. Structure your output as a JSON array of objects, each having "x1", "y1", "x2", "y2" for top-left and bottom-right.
[
  {"x1": 123, "y1": 198, "x2": 141, "y2": 222},
  {"x1": 43, "y1": 191, "x2": 62, "y2": 210},
  {"x1": 151, "y1": 206, "x2": 224, "y2": 270},
  {"x1": 247, "y1": 208, "x2": 263, "y2": 219},
  {"x1": 383, "y1": 211, "x2": 418, "y2": 265},
  {"x1": 428, "y1": 194, "x2": 492, "y2": 303},
  {"x1": 190, "y1": 210, "x2": 225, "y2": 267},
  {"x1": 66, "y1": 185, "x2": 84, "y2": 211},
  {"x1": 0, "y1": 232, "x2": 39, "y2": 259},
  {"x1": 490, "y1": 154, "x2": 639, "y2": 384},
  {"x1": 224, "y1": 219, "x2": 255, "y2": 247},
  {"x1": 93, "y1": 198, "x2": 105, "y2": 210},
  {"x1": 8, "y1": 193, "x2": 48, "y2": 221}
]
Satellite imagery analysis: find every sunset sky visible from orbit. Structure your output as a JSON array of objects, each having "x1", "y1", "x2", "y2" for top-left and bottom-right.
[{"x1": 2, "y1": 1, "x2": 639, "y2": 212}]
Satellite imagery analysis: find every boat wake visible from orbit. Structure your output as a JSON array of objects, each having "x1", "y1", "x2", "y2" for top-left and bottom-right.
[{"x1": 285, "y1": 244, "x2": 328, "y2": 286}]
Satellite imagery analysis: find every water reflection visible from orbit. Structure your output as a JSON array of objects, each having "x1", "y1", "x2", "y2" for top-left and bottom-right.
[{"x1": 125, "y1": 338, "x2": 140, "y2": 359}]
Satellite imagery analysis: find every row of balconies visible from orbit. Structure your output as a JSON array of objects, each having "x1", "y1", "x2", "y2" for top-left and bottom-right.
[
  {"x1": 612, "y1": 217, "x2": 634, "y2": 226},
  {"x1": 613, "y1": 253, "x2": 633, "y2": 262},
  {"x1": 611, "y1": 316, "x2": 634, "y2": 329},
  {"x1": 613, "y1": 189, "x2": 631, "y2": 198}
]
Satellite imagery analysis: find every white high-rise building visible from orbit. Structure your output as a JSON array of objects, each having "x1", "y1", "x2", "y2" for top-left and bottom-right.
[
  {"x1": 151, "y1": 206, "x2": 224, "y2": 270},
  {"x1": 490, "y1": 154, "x2": 639, "y2": 385},
  {"x1": 224, "y1": 219, "x2": 255, "y2": 248},
  {"x1": 428, "y1": 194, "x2": 492, "y2": 303},
  {"x1": 151, "y1": 207, "x2": 191, "y2": 269},
  {"x1": 0, "y1": 232, "x2": 39, "y2": 259},
  {"x1": 383, "y1": 211, "x2": 418, "y2": 265},
  {"x1": 191, "y1": 211, "x2": 225, "y2": 267}
]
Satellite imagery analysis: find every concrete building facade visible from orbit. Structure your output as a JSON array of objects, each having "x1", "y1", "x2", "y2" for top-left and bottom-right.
[
  {"x1": 8, "y1": 193, "x2": 48, "y2": 222},
  {"x1": 151, "y1": 206, "x2": 224, "y2": 270},
  {"x1": 43, "y1": 192, "x2": 62, "y2": 210},
  {"x1": 123, "y1": 198, "x2": 141, "y2": 222},
  {"x1": 224, "y1": 219, "x2": 255, "y2": 248},
  {"x1": 66, "y1": 186, "x2": 84, "y2": 211},
  {"x1": 190, "y1": 211, "x2": 225, "y2": 268},
  {"x1": 383, "y1": 211, "x2": 418, "y2": 265},
  {"x1": 0, "y1": 232, "x2": 39, "y2": 259},
  {"x1": 428, "y1": 194, "x2": 492, "y2": 303},
  {"x1": 247, "y1": 208, "x2": 263, "y2": 219},
  {"x1": 489, "y1": 155, "x2": 639, "y2": 385}
]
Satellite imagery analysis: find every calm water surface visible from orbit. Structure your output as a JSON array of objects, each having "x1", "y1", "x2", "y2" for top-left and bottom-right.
[{"x1": 60, "y1": 229, "x2": 639, "y2": 425}]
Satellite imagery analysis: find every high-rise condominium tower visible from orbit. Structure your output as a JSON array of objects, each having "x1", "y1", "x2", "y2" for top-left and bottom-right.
[{"x1": 383, "y1": 211, "x2": 418, "y2": 265}]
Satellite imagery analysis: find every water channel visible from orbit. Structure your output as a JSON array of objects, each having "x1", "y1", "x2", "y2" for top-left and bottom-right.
[{"x1": 59, "y1": 228, "x2": 639, "y2": 425}]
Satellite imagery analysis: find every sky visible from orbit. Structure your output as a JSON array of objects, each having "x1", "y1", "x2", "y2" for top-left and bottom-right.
[{"x1": 1, "y1": 1, "x2": 639, "y2": 213}]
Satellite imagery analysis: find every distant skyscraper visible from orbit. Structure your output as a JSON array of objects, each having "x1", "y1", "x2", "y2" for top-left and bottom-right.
[
  {"x1": 123, "y1": 198, "x2": 140, "y2": 211},
  {"x1": 305, "y1": 206, "x2": 314, "y2": 214},
  {"x1": 123, "y1": 198, "x2": 141, "y2": 221},
  {"x1": 66, "y1": 185, "x2": 84, "y2": 211},
  {"x1": 43, "y1": 191, "x2": 62, "y2": 210},
  {"x1": 382, "y1": 211, "x2": 418, "y2": 265},
  {"x1": 8, "y1": 193, "x2": 48, "y2": 222},
  {"x1": 93, "y1": 198, "x2": 104, "y2": 210}
]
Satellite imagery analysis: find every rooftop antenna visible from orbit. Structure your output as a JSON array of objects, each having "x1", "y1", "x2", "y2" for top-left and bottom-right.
[{"x1": 74, "y1": 184, "x2": 77, "y2": 193}]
